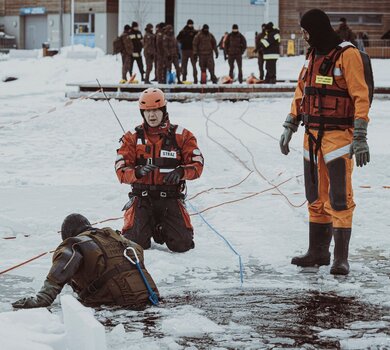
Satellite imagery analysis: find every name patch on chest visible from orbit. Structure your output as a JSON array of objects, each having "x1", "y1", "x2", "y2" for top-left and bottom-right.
[
  {"x1": 315, "y1": 75, "x2": 333, "y2": 85},
  {"x1": 160, "y1": 150, "x2": 177, "y2": 158}
]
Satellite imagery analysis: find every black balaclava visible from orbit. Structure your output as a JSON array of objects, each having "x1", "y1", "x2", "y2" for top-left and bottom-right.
[
  {"x1": 300, "y1": 9, "x2": 342, "y2": 55},
  {"x1": 202, "y1": 24, "x2": 209, "y2": 34},
  {"x1": 61, "y1": 213, "x2": 92, "y2": 240}
]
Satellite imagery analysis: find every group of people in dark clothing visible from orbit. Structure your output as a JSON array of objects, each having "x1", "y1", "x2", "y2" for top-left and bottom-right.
[{"x1": 118, "y1": 19, "x2": 281, "y2": 84}]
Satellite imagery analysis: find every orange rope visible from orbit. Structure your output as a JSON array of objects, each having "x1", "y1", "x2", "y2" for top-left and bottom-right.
[
  {"x1": 0, "y1": 250, "x2": 55, "y2": 276},
  {"x1": 189, "y1": 177, "x2": 295, "y2": 216}
]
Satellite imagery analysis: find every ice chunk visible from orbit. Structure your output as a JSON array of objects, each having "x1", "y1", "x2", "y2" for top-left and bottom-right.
[
  {"x1": 61, "y1": 295, "x2": 106, "y2": 350},
  {"x1": 161, "y1": 307, "x2": 224, "y2": 337},
  {"x1": 0, "y1": 308, "x2": 66, "y2": 350}
]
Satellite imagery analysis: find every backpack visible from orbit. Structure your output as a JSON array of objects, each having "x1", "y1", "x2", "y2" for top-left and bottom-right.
[{"x1": 113, "y1": 36, "x2": 124, "y2": 54}]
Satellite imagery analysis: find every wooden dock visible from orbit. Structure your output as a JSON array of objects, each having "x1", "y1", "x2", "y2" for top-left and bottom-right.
[{"x1": 66, "y1": 82, "x2": 390, "y2": 102}]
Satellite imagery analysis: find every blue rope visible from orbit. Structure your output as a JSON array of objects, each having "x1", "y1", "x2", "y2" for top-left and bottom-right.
[
  {"x1": 187, "y1": 200, "x2": 244, "y2": 286},
  {"x1": 135, "y1": 262, "x2": 159, "y2": 305}
]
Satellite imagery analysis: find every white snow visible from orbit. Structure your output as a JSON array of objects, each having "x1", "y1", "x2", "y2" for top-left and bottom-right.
[{"x1": 0, "y1": 46, "x2": 390, "y2": 349}]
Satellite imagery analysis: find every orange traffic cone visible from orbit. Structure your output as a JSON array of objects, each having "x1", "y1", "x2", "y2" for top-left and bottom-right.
[
  {"x1": 219, "y1": 75, "x2": 233, "y2": 84},
  {"x1": 127, "y1": 73, "x2": 136, "y2": 83}
]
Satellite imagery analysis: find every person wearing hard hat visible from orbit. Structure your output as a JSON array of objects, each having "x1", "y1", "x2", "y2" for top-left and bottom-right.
[
  {"x1": 115, "y1": 88, "x2": 204, "y2": 252},
  {"x1": 12, "y1": 214, "x2": 159, "y2": 309}
]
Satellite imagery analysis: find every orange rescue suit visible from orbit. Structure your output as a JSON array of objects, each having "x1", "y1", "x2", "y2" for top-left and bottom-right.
[
  {"x1": 115, "y1": 122, "x2": 204, "y2": 186},
  {"x1": 290, "y1": 42, "x2": 371, "y2": 228}
]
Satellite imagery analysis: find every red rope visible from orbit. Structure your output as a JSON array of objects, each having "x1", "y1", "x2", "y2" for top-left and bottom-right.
[{"x1": 0, "y1": 251, "x2": 51, "y2": 276}]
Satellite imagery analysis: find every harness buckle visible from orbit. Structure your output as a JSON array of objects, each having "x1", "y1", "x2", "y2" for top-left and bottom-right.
[
  {"x1": 160, "y1": 191, "x2": 167, "y2": 198},
  {"x1": 141, "y1": 190, "x2": 148, "y2": 197}
]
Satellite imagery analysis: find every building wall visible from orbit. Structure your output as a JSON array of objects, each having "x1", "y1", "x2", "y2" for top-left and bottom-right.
[
  {"x1": 0, "y1": 15, "x2": 23, "y2": 47},
  {"x1": 95, "y1": 12, "x2": 107, "y2": 51},
  {"x1": 47, "y1": 14, "x2": 61, "y2": 48},
  {"x1": 106, "y1": 11, "x2": 118, "y2": 53},
  {"x1": 119, "y1": 0, "x2": 278, "y2": 45},
  {"x1": 119, "y1": 0, "x2": 164, "y2": 35},
  {"x1": 175, "y1": 0, "x2": 270, "y2": 45},
  {"x1": 279, "y1": 0, "x2": 390, "y2": 40}
]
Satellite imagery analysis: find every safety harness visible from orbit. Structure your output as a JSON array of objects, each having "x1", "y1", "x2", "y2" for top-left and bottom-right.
[
  {"x1": 131, "y1": 123, "x2": 185, "y2": 199},
  {"x1": 79, "y1": 229, "x2": 158, "y2": 306},
  {"x1": 302, "y1": 43, "x2": 355, "y2": 183}
]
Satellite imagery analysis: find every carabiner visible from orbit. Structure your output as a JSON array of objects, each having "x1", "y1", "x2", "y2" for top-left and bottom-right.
[{"x1": 123, "y1": 246, "x2": 139, "y2": 264}]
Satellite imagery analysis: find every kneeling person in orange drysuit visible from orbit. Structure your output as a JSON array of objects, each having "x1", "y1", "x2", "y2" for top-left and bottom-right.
[{"x1": 115, "y1": 88, "x2": 204, "y2": 252}]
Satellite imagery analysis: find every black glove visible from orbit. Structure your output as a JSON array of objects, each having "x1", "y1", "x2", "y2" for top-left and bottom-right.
[
  {"x1": 215, "y1": 51, "x2": 219, "y2": 59},
  {"x1": 163, "y1": 167, "x2": 184, "y2": 185},
  {"x1": 135, "y1": 164, "x2": 158, "y2": 179}
]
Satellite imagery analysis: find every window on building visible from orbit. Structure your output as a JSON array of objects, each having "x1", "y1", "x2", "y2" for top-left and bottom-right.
[
  {"x1": 328, "y1": 13, "x2": 382, "y2": 26},
  {"x1": 74, "y1": 13, "x2": 95, "y2": 34}
]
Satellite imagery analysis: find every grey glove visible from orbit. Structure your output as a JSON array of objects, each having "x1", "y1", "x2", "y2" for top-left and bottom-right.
[
  {"x1": 12, "y1": 279, "x2": 62, "y2": 309},
  {"x1": 349, "y1": 118, "x2": 370, "y2": 167},
  {"x1": 135, "y1": 164, "x2": 158, "y2": 179},
  {"x1": 279, "y1": 114, "x2": 300, "y2": 155}
]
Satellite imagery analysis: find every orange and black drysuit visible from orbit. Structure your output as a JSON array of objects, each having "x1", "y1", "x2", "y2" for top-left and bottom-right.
[
  {"x1": 290, "y1": 41, "x2": 372, "y2": 229},
  {"x1": 116, "y1": 121, "x2": 204, "y2": 252}
]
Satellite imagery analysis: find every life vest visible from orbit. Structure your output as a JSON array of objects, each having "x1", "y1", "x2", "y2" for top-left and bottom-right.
[
  {"x1": 68, "y1": 228, "x2": 158, "y2": 306},
  {"x1": 302, "y1": 42, "x2": 356, "y2": 130},
  {"x1": 134, "y1": 124, "x2": 183, "y2": 184}
]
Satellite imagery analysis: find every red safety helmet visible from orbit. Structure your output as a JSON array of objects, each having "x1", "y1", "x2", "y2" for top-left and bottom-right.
[{"x1": 138, "y1": 88, "x2": 167, "y2": 110}]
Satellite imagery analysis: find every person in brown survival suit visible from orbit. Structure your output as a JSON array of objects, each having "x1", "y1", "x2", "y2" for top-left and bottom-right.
[
  {"x1": 156, "y1": 22, "x2": 166, "y2": 83},
  {"x1": 12, "y1": 214, "x2": 159, "y2": 308},
  {"x1": 143, "y1": 23, "x2": 156, "y2": 84},
  {"x1": 177, "y1": 19, "x2": 198, "y2": 83},
  {"x1": 193, "y1": 24, "x2": 218, "y2": 84},
  {"x1": 336, "y1": 17, "x2": 357, "y2": 47},
  {"x1": 115, "y1": 88, "x2": 204, "y2": 252},
  {"x1": 163, "y1": 24, "x2": 182, "y2": 84},
  {"x1": 279, "y1": 9, "x2": 372, "y2": 275},
  {"x1": 225, "y1": 24, "x2": 247, "y2": 83},
  {"x1": 120, "y1": 24, "x2": 134, "y2": 83}
]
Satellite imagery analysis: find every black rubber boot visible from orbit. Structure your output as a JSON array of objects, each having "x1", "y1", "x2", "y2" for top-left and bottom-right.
[
  {"x1": 291, "y1": 222, "x2": 333, "y2": 267},
  {"x1": 330, "y1": 228, "x2": 351, "y2": 275}
]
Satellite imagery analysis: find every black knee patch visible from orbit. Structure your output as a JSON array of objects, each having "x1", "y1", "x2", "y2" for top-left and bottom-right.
[
  {"x1": 304, "y1": 158, "x2": 318, "y2": 203},
  {"x1": 327, "y1": 158, "x2": 347, "y2": 211}
]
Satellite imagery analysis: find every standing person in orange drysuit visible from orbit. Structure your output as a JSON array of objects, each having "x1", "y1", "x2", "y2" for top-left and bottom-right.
[
  {"x1": 279, "y1": 9, "x2": 372, "y2": 275},
  {"x1": 115, "y1": 88, "x2": 204, "y2": 253}
]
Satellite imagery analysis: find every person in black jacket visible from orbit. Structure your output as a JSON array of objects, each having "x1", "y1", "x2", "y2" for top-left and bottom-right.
[
  {"x1": 258, "y1": 22, "x2": 280, "y2": 84},
  {"x1": 177, "y1": 19, "x2": 198, "y2": 83},
  {"x1": 129, "y1": 21, "x2": 145, "y2": 81},
  {"x1": 225, "y1": 24, "x2": 247, "y2": 83},
  {"x1": 255, "y1": 23, "x2": 266, "y2": 80}
]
